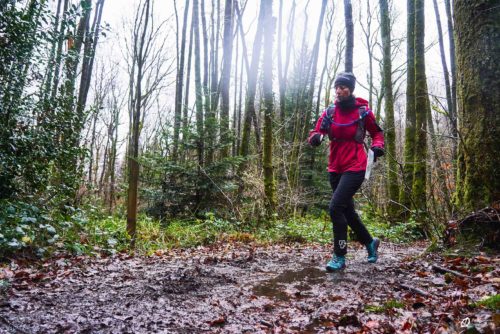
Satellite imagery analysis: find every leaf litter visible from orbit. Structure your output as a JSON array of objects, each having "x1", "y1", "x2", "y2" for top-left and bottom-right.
[{"x1": 0, "y1": 241, "x2": 498, "y2": 333}]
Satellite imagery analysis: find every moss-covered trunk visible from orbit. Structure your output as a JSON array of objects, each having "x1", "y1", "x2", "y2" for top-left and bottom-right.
[
  {"x1": 453, "y1": 0, "x2": 500, "y2": 211},
  {"x1": 412, "y1": 0, "x2": 429, "y2": 213},
  {"x1": 262, "y1": 0, "x2": 276, "y2": 215},
  {"x1": 379, "y1": 0, "x2": 399, "y2": 218},
  {"x1": 219, "y1": 0, "x2": 234, "y2": 159},
  {"x1": 399, "y1": 0, "x2": 416, "y2": 216}
]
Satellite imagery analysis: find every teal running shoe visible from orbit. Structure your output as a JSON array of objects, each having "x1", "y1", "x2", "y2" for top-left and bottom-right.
[
  {"x1": 366, "y1": 237, "x2": 380, "y2": 263},
  {"x1": 326, "y1": 255, "x2": 346, "y2": 272}
]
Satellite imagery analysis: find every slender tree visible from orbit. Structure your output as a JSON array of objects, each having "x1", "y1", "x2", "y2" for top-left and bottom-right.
[
  {"x1": 172, "y1": 0, "x2": 190, "y2": 162},
  {"x1": 399, "y1": 0, "x2": 416, "y2": 216},
  {"x1": 239, "y1": 1, "x2": 264, "y2": 161},
  {"x1": 201, "y1": 0, "x2": 215, "y2": 164},
  {"x1": 432, "y1": 0, "x2": 456, "y2": 146},
  {"x1": 193, "y1": 0, "x2": 204, "y2": 169},
  {"x1": 126, "y1": 0, "x2": 152, "y2": 243},
  {"x1": 343, "y1": 0, "x2": 354, "y2": 72},
  {"x1": 379, "y1": 0, "x2": 399, "y2": 217},
  {"x1": 125, "y1": 0, "x2": 173, "y2": 242},
  {"x1": 262, "y1": 0, "x2": 276, "y2": 214},
  {"x1": 182, "y1": 15, "x2": 195, "y2": 160},
  {"x1": 77, "y1": 0, "x2": 105, "y2": 117},
  {"x1": 412, "y1": 0, "x2": 429, "y2": 214},
  {"x1": 444, "y1": 0, "x2": 457, "y2": 133},
  {"x1": 358, "y1": 0, "x2": 379, "y2": 110},
  {"x1": 219, "y1": 0, "x2": 234, "y2": 159}
]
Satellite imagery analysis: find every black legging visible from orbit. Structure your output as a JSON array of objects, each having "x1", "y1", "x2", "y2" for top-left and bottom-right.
[{"x1": 329, "y1": 171, "x2": 373, "y2": 256}]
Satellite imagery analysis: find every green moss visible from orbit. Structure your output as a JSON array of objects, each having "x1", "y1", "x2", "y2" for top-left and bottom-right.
[
  {"x1": 365, "y1": 299, "x2": 404, "y2": 313},
  {"x1": 475, "y1": 295, "x2": 500, "y2": 310}
]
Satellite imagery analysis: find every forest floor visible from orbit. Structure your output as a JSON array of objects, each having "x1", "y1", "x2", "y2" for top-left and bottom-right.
[{"x1": 0, "y1": 241, "x2": 498, "y2": 333}]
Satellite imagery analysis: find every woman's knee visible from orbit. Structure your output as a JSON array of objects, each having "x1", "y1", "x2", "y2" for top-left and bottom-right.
[{"x1": 329, "y1": 203, "x2": 347, "y2": 218}]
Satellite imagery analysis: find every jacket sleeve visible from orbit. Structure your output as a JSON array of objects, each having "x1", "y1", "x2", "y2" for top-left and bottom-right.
[
  {"x1": 307, "y1": 110, "x2": 328, "y2": 144},
  {"x1": 365, "y1": 110, "x2": 384, "y2": 149}
]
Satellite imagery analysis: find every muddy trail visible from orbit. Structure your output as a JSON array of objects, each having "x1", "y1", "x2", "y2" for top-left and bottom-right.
[{"x1": 0, "y1": 242, "x2": 498, "y2": 333}]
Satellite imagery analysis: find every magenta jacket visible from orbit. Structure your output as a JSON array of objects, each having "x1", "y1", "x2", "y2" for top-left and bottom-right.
[{"x1": 309, "y1": 97, "x2": 384, "y2": 173}]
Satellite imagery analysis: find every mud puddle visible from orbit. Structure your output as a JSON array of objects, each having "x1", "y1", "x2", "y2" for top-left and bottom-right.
[{"x1": 253, "y1": 266, "x2": 326, "y2": 301}]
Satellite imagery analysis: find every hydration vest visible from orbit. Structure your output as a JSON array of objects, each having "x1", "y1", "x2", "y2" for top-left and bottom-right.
[{"x1": 319, "y1": 104, "x2": 369, "y2": 143}]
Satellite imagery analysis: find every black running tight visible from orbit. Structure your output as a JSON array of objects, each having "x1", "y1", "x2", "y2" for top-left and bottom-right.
[{"x1": 329, "y1": 171, "x2": 373, "y2": 256}]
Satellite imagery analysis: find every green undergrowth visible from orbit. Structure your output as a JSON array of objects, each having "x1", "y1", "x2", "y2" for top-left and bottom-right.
[
  {"x1": 75, "y1": 213, "x2": 335, "y2": 256},
  {"x1": 62, "y1": 209, "x2": 423, "y2": 256},
  {"x1": 1, "y1": 201, "x2": 426, "y2": 259},
  {"x1": 359, "y1": 208, "x2": 424, "y2": 243}
]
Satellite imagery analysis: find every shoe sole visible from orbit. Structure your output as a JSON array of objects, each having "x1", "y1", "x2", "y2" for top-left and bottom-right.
[
  {"x1": 325, "y1": 265, "x2": 345, "y2": 272},
  {"x1": 368, "y1": 238, "x2": 380, "y2": 263}
]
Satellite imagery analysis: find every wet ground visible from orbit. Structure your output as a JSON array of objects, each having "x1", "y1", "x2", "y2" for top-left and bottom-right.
[{"x1": 0, "y1": 242, "x2": 498, "y2": 333}]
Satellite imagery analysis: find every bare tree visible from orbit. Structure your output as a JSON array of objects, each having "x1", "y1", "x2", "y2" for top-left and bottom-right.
[
  {"x1": 219, "y1": 0, "x2": 235, "y2": 159},
  {"x1": 172, "y1": 0, "x2": 190, "y2": 162},
  {"x1": 125, "y1": 0, "x2": 174, "y2": 243},
  {"x1": 343, "y1": 0, "x2": 354, "y2": 72},
  {"x1": 262, "y1": 0, "x2": 276, "y2": 214}
]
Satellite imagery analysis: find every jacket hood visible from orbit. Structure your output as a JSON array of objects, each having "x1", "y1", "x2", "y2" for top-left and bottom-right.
[
  {"x1": 354, "y1": 97, "x2": 369, "y2": 107},
  {"x1": 334, "y1": 96, "x2": 369, "y2": 110}
]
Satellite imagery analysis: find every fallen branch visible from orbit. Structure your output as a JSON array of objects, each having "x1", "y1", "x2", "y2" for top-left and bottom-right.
[
  {"x1": 260, "y1": 320, "x2": 274, "y2": 328},
  {"x1": 431, "y1": 265, "x2": 471, "y2": 279},
  {"x1": 399, "y1": 283, "x2": 430, "y2": 297}
]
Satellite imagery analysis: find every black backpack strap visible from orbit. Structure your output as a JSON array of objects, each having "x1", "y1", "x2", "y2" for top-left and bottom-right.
[
  {"x1": 320, "y1": 104, "x2": 335, "y2": 134},
  {"x1": 354, "y1": 106, "x2": 368, "y2": 145}
]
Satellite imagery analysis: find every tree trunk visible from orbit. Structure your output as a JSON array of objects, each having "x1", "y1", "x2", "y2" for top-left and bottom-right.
[
  {"x1": 343, "y1": 0, "x2": 354, "y2": 72},
  {"x1": 399, "y1": 0, "x2": 416, "y2": 216},
  {"x1": 173, "y1": 0, "x2": 190, "y2": 162},
  {"x1": 193, "y1": 0, "x2": 204, "y2": 169},
  {"x1": 210, "y1": 0, "x2": 220, "y2": 112},
  {"x1": 77, "y1": 0, "x2": 105, "y2": 117},
  {"x1": 453, "y1": 0, "x2": 500, "y2": 211},
  {"x1": 303, "y1": 0, "x2": 328, "y2": 191},
  {"x1": 239, "y1": 1, "x2": 264, "y2": 160},
  {"x1": 444, "y1": 0, "x2": 457, "y2": 137},
  {"x1": 127, "y1": 0, "x2": 152, "y2": 244},
  {"x1": 379, "y1": 0, "x2": 399, "y2": 217},
  {"x1": 182, "y1": 16, "x2": 195, "y2": 162},
  {"x1": 41, "y1": 0, "x2": 63, "y2": 106},
  {"x1": 219, "y1": 0, "x2": 234, "y2": 159},
  {"x1": 262, "y1": 0, "x2": 276, "y2": 215},
  {"x1": 432, "y1": 0, "x2": 456, "y2": 146},
  {"x1": 358, "y1": 0, "x2": 377, "y2": 111},
  {"x1": 232, "y1": 26, "x2": 239, "y2": 157},
  {"x1": 58, "y1": 0, "x2": 92, "y2": 198},
  {"x1": 412, "y1": 0, "x2": 429, "y2": 214},
  {"x1": 50, "y1": 0, "x2": 69, "y2": 101},
  {"x1": 201, "y1": 0, "x2": 215, "y2": 165}
]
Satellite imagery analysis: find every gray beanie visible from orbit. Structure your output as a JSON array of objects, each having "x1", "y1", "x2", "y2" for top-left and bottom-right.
[{"x1": 334, "y1": 72, "x2": 356, "y2": 92}]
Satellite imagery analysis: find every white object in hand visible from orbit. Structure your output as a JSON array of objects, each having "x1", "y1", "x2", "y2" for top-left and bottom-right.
[{"x1": 365, "y1": 149, "x2": 374, "y2": 181}]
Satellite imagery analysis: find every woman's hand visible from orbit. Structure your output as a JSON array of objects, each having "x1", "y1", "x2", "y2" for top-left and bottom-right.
[
  {"x1": 309, "y1": 133, "x2": 323, "y2": 147},
  {"x1": 371, "y1": 147, "x2": 384, "y2": 162}
]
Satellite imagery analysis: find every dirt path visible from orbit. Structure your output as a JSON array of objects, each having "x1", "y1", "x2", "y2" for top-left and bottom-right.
[{"x1": 0, "y1": 242, "x2": 498, "y2": 333}]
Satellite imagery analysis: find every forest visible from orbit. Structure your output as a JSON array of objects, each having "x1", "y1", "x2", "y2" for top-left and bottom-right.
[{"x1": 0, "y1": 0, "x2": 499, "y2": 332}]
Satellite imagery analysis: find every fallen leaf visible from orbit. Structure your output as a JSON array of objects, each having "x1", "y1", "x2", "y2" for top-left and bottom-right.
[
  {"x1": 475, "y1": 256, "x2": 491, "y2": 264},
  {"x1": 208, "y1": 316, "x2": 226, "y2": 326},
  {"x1": 417, "y1": 271, "x2": 429, "y2": 277},
  {"x1": 365, "y1": 320, "x2": 379, "y2": 329},
  {"x1": 401, "y1": 320, "x2": 412, "y2": 331}
]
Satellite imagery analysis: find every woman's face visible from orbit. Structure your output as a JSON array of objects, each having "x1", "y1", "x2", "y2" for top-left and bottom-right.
[{"x1": 335, "y1": 85, "x2": 351, "y2": 101}]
